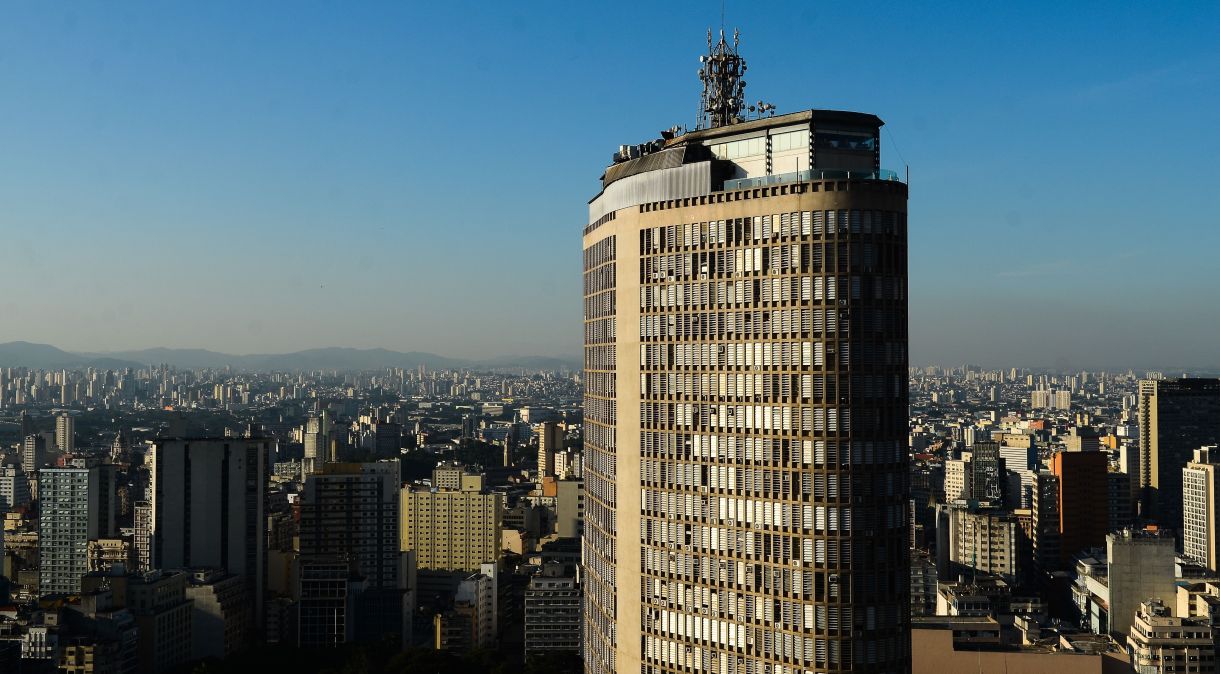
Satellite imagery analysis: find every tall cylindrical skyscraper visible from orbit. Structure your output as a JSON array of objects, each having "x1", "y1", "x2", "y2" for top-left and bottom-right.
[{"x1": 583, "y1": 31, "x2": 910, "y2": 674}]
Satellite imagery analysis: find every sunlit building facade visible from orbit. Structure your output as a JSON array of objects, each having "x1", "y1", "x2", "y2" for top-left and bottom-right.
[{"x1": 582, "y1": 32, "x2": 910, "y2": 674}]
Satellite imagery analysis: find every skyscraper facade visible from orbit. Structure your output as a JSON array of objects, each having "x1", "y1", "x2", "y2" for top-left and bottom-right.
[
  {"x1": 582, "y1": 32, "x2": 909, "y2": 674},
  {"x1": 299, "y1": 461, "x2": 407, "y2": 646},
  {"x1": 1051, "y1": 448, "x2": 1109, "y2": 564},
  {"x1": 55, "y1": 411, "x2": 75, "y2": 453},
  {"x1": 21, "y1": 434, "x2": 46, "y2": 475},
  {"x1": 0, "y1": 465, "x2": 31, "y2": 510},
  {"x1": 1137, "y1": 378, "x2": 1220, "y2": 524},
  {"x1": 969, "y1": 441, "x2": 1005, "y2": 506},
  {"x1": 149, "y1": 438, "x2": 269, "y2": 616},
  {"x1": 39, "y1": 460, "x2": 116, "y2": 595},
  {"x1": 1183, "y1": 447, "x2": 1220, "y2": 572}
]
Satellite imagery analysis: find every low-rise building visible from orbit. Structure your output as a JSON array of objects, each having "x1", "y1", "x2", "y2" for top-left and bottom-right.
[{"x1": 1127, "y1": 599, "x2": 1216, "y2": 674}]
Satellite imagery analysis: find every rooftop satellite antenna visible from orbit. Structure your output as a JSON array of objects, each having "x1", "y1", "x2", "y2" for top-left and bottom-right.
[{"x1": 698, "y1": 27, "x2": 747, "y2": 129}]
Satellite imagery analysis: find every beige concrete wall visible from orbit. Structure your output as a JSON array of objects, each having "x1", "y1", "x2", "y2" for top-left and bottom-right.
[{"x1": 594, "y1": 178, "x2": 907, "y2": 672}]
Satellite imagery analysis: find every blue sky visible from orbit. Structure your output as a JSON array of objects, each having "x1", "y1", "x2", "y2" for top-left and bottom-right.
[{"x1": 1, "y1": 1, "x2": 1217, "y2": 368}]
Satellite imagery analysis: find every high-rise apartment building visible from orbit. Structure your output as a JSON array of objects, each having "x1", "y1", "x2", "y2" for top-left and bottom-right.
[
  {"x1": 1183, "y1": 446, "x2": 1220, "y2": 572},
  {"x1": 538, "y1": 421, "x2": 564, "y2": 478},
  {"x1": 1030, "y1": 472, "x2": 1061, "y2": 573},
  {"x1": 1107, "y1": 471, "x2": 1134, "y2": 533},
  {"x1": 21, "y1": 434, "x2": 46, "y2": 475},
  {"x1": 302, "y1": 411, "x2": 333, "y2": 476},
  {"x1": 936, "y1": 504, "x2": 1020, "y2": 585},
  {"x1": 944, "y1": 458, "x2": 970, "y2": 502},
  {"x1": 133, "y1": 501, "x2": 152, "y2": 572},
  {"x1": 401, "y1": 483, "x2": 503, "y2": 571},
  {"x1": 148, "y1": 438, "x2": 268, "y2": 616},
  {"x1": 55, "y1": 412, "x2": 75, "y2": 453},
  {"x1": 39, "y1": 461, "x2": 116, "y2": 595},
  {"x1": 581, "y1": 31, "x2": 909, "y2": 674},
  {"x1": 525, "y1": 562, "x2": 582, "y2": 658},
  {"x1": 1137, "y1": 378, "x2": 1220, "y2": 523},
  {"x1": 0, "y1": 464, "x2": 31, "y2": 510}
]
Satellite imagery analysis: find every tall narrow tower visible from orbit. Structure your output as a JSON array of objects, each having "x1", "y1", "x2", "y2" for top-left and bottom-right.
[{"x1": 582, "y1": 33, "x2": 910, "y2": 674}]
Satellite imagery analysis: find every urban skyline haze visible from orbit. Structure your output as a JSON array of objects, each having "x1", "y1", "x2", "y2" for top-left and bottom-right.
[{"x1": 2, "y1": 1, "x2": 1218, "y2": 368}]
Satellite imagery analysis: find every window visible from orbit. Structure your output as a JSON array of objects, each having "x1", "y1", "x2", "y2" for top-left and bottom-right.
[
  {"x1": 771, "y1": 130, "x2": 806, "y2": 152},
  {"x1": 709, "y1": 136, "x2": 766, "y2": 160}
]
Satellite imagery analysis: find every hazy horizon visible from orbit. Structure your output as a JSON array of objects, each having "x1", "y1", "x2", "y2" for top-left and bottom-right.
[
  {"x1": 3, "y1": 2, "x2": 1218, "y2": 367},
  {"x1": 1, "y1": 338, "x2": 1218, "y2": 374}
]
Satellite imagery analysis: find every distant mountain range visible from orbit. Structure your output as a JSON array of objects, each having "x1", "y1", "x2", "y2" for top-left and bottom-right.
[{"x1": 0, "y1": 341, "x2": 579, "y2": 372}]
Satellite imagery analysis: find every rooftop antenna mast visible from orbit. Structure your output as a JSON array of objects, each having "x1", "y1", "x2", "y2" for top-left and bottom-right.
[{"x1": 698, "y1": 27, "x2": 747, "y2": 129}]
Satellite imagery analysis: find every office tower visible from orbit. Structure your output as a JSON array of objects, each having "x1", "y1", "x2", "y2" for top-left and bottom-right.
[
  {"x1": 1052, "y1": 448, "x2": 1109, "y2": 564},
  {"x1": 19, "y1": 410, "x2": 33, "y2": 438},
  {"x1": 525, "y1": 562, "x2": 582, "y2": 658},
  {"x1": 55, "y1": 411, "x2": 75, "y2": 453},
  {"x1": 1137, "y1": 378, "x2": 1220, "y2": 523},
  {"x1": 21, "y1": 434, "x2": 46, "y2": 474},
  {"x1": 371, "y1": 420, "x2": 401, "y2": 456},
  {"x1": 0, "y1": 465, "x2": 31, "y2": 509},
  {"x1": 538, "y1": 421, "x2": 563, "y2": 478},
  {"x1": 970, "y1": 441, "x2": 1006, "y2": 505},
  {"x1": 1030, "y1": 472, "x2": 1062, "y2": 572},
  {"x1": 1126, "y1": 599, "x2": 1215, "y2": 674},
  {"x1": 1183, "y1": 446, "x2": 1220, "y2": 572},
  {"x1": 298, "y1": 461, "x2": 407, "y2": 646},
  {"x1": 583, "y1": 32, "x2": 910, "y2": 673},
  {"x1": 148, "y1": 438, "x2": 268, "y2": 617},
  {"x1": 298, "y1": 559, "x2": 360, "y2": 647},
  {"x1": 38, "y1": 461, "x2": 117, "y2": 595},
  {"x1": 1108, "y1": 471, "x2": 1134, "y2": 533},
  {"x1": 401, "y1": 482, "x2": 503, "y2": 572}
]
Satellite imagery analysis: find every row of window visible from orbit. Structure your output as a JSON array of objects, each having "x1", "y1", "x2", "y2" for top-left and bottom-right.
[{"x1": 640, "y1": 211, "x2": 905, "y2": 254}]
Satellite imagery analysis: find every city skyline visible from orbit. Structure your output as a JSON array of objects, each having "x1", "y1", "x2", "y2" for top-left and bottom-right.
[
  {"x1": 2, "y1": 2, "x2": 1218, "y2": 367},
  {"x1": 6, "y1": 5, "x2": 1220, "y2": 673}
]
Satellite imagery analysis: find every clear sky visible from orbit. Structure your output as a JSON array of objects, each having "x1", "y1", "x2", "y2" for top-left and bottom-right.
[{"x1": 1, "y1": 1, "x2": 1218, "y2": 368}]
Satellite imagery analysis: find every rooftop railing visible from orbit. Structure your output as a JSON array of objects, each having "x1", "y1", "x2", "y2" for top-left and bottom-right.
[{"x1": 724, "y1": 168, "x2": 901, "y2": 191}]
